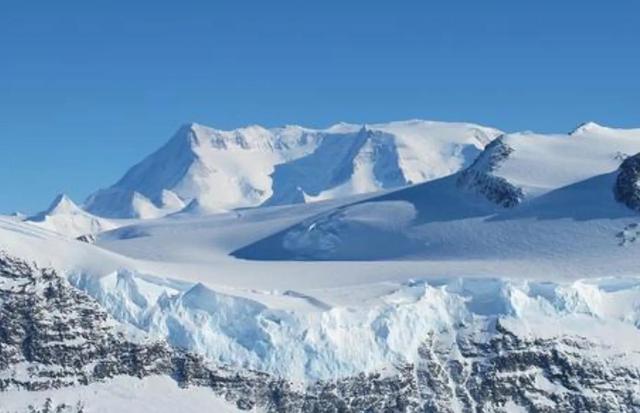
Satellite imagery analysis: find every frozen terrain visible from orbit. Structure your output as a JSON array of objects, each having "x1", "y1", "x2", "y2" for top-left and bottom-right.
[
  {"x1": 84, "y1": 120, "x2": 500, "y2": 218},
  {"x1": 3, "y1": 120, "x2": 640, "y2": 411},
  {"x1": 25, "y1": 194, "x2": 118, "y2": 239},
  {"x1": 1, "y1": 376, "x2": 240, "y2": 413},
  {"x1": 2, "y1": 248, "x2": 640, "y2": 412}
]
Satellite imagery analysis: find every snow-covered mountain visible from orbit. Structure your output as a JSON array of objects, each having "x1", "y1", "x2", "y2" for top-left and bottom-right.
[
  {"x1": 235, "y1": 122, "x2": 640, "y2": 262},
  {"x1": 84, "y1": 120, "x2": 501, "y2": 218},
  {"x1": 4, "y1": 120, "x2": 640, "y2": 412},
  {"x1": 25, "y1": 193, "x2": 117, "y2": 239},
  {"x1": 458, "y1": 122, "x2": 640, "y2": 207}
]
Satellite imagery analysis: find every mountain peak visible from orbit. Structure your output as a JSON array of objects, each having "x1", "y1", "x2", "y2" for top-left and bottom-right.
[
  {"x1": 45, "y1": 193, "x2": 82, "y2": 215},
  {"x1": 570, "y1": 121, "x2": 607, "y2": 135},
  {"x1": 25, "y1": 193, "x2": 83, "y2": 222},
  {"x1": 172, "y1": 123, "x2": 206, "y2": 147}
]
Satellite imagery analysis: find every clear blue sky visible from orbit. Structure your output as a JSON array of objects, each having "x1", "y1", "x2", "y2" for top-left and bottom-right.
[{"x1": 1, "y1": 0, "x2": 638, "y2": 214}]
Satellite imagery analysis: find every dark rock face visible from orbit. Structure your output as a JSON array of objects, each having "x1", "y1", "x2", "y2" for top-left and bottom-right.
[
  {"x1": 75, "y1": 234, "x2": 96, "y2": 244},
  {"x1": 2, "y1": 252, "x2": 640, "y2": 412},
  {"x1": 614, "y1": 153, "x2": 640, "y2": 211},
  {"x1": 457, "y1": 137, "x2": 524, "y2": 208},
  {"x1": 0, "y1": 253, "x2": 173, "y2": 391}
]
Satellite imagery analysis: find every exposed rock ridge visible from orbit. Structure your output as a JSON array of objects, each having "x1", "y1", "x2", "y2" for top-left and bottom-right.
[
  {"x1": 614, "y1": 152, "x2": 640, "y2": 212},
  {"x1": 457, "y1": 137, "x2": 524, "y2": 207}
]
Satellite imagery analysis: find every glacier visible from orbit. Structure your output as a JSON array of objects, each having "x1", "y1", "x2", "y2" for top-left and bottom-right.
[{"x1": 68, "y1": 267, "x2": 640, "y2": 383}]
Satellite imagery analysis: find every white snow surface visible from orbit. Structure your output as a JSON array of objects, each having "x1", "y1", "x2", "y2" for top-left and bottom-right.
[
  {"x1": 479, "y1": 122, "x2": 640, "y2": 200},
  {"x1": 0, "y1": 375, "x2": 241, "y2": 413},
  {"x1": 84, "y1": 120, "x2": 500, "y2": 218},
  {"x1": 3, "y1": 120, "x2": 640, "y2": 383}
]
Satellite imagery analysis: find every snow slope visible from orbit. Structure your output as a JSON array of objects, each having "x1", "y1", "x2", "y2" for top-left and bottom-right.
[
  {"x1": 234, "y1": 122, "x2": 640, "y2": 264},
  {"x1": 0, "y1": 212, "x2": 26, "y2": 222},
  {"x1": 84, "y1": 120, "x2": 500, "y2": 218},
  {"x1": 0, "y1": 216, "x2": 135, "y2": 277},
  {"x1": 25, "y1": 194, "x2": 118, "y2": 238},
  {"x1": 1, "y1": 376, "x2": 240, "y2": 413},
  {"x1": 459, "y1": 122, "x2": 640, "y2": 205}
]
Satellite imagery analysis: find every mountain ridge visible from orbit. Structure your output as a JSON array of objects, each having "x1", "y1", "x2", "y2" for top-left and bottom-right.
[{"x1": 83, "y1": 119, "x2": 501, "y2": 218}]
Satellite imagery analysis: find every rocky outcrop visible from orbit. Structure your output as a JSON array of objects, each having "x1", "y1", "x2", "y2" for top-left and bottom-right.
[
  {"x1": 75, "y1": 234, "x2": 96, "y2": 244},
  {"x1": 417, "y1": 323, "x2": 640, "y2": 412},
  {"x1": 614, "y1": 152, "x2": 640, "y2": 212},
  {"x1": 0, "y1": 253, "x2": 173, "y2": 391},
  {"x1": 457, "y1": 137, "x2": 524, "y2": 208},
  {"x1": 2, "y1": 252, "x2": 640, "y2": 412}
]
